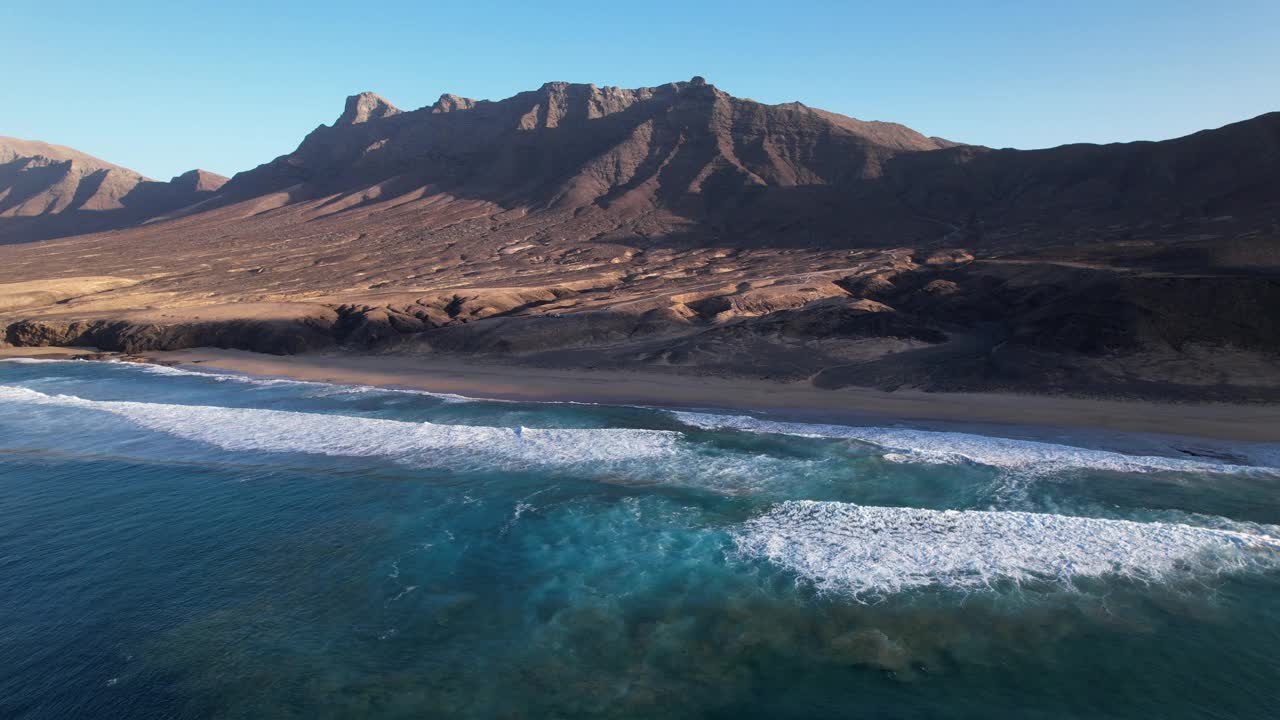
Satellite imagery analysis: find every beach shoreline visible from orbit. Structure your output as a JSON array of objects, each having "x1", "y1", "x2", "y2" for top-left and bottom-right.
[
  {"x1": 4, "y1": 344, "x2": 1279, "y2": 445},
  {"x1": 138, "y1": 348, "x2": 1280, "y2": 445}
]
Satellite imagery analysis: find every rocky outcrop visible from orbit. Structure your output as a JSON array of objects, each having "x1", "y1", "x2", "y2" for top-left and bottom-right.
[
  {"x1": 5, "y1": 256, "x2": 1278, "y2": 400},
  {"x1": 336, "y1": 92, "x2": 401, "y2": 125},
  {"x1": 5, "y1": 316, "x2": 336, "y2": 355}
]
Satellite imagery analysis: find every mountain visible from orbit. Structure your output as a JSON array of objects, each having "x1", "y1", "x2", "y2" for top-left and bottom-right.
[
  {"x1": 1, "y1": 79, "x2": 1277, "y2": 400},
  {"x1": 210, "y1": 78, "x2": 1279, "y2": 256},
  {"x1": 216, "y1": 78, "x2": 961, "y2": 247},
  {"x1": 224, "y1": 78, "x2": 955, "y2": 203},
  {"x1": 0, "y1": 137, "x2": 227, "y2": 243}
]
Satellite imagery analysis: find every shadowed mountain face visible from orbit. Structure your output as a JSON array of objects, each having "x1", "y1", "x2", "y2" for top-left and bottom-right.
[
  {"x1": 225, "y1": 79, "x2": 954, "y2": 203},
  {"x1": 0, "y1": 138, "x2": 227, "y2": 243},
  {"x1": 1, "y1": 79, "x2": 1277, "y2": 399},
  {"x1": 214, "y1": 78, "x2": 1280, "y2": 253},
  {"x1": 883, "y1": 112, "x2": 1280, "y2": 253},
  {"x1": 217, "y1": 78, "x2": 966, "y2": 246},
  {"x1": 209, "y1": 78, "x2": 957, "y2": 251}
]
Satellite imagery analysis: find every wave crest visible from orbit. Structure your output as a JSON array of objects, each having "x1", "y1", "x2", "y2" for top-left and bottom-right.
[
  {"x1": 131, "y1": 362, "x2": 475, "y2": 403},
  {"x1": 0, "y1": 385, "x2": 678, "y2": 467},
  {"x1": 674, "y1": 411, "x2": 1276, "y2": 475},
  {"x1": 735, "y1": 501, "x2": 1280, "y2": 599}
]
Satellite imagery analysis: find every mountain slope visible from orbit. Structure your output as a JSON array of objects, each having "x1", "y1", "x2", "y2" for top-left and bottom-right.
[
  {"x1": 209, "y1": 78, "x2": 1279, "y2": 255},
  {"x1": 882, "y1": 111, "x2": 1280, "y2": 251},
  {"x1": 216, "y1": 78, "x2": 958, "y2": 242},
  {"x1": 0, "y1": 137, "x2": 228, "y2": 243},
  {"x1": 1, "y1": 80, "x2": 1277, "y2": 400}
]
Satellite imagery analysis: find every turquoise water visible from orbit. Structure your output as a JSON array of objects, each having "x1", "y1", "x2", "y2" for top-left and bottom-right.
[{"x1": 2, "y1": 360, "x2": 1279, "y2": 719}]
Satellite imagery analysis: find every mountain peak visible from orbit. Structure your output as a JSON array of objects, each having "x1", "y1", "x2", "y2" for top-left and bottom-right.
[
  {"x1": 1, "y1": 136, "x2": 145, "y2": 179},
  {"x1": 336, "y1": 92, "x2": 401, "y2": 126},
  {"x1": 222, "y1": 78, "x2": 966, "y2": 206},
  {"x1": 431, "y1": 93, "x2": 476, "y2": 114},
  {"x1": 169, "y1": 169, "x2": 229, "y2": 193},
  {"x1": 0, "y1": 140, "x2": 230, "y2": 241}
]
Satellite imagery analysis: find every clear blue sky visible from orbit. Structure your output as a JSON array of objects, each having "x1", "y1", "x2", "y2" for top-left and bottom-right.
[{"x1": 5, "y1": 0, "x2": 1277, "y2": 180}]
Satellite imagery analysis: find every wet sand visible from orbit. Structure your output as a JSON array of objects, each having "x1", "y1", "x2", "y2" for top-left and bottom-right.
[
  {"x1": 0, "y1": 346, "x2": 99, "y2": 359},
  {"x1": 81, "y1": 347, "x2": 1280, "y2": 444}
]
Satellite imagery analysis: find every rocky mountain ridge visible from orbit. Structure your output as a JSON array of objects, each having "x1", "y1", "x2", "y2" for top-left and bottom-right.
[{"x1": 1, "y1": 79, "x2": 1277, "y2": 400}]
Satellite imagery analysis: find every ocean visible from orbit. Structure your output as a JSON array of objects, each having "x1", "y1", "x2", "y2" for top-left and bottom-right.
[{"x1": 1, "y1": 359, "x2": 1278, "y2": 719}]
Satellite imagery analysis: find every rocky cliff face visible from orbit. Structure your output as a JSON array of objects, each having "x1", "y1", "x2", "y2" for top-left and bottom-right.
[
  {"x1": 213, "y1": 79, "x2": 1280, "y2": 254},
  {"x1": 218, "y1": 79, "x2": 955, "y2": 229}
]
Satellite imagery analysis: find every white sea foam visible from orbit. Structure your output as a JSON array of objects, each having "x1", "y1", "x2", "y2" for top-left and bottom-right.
[
  {"x1": 4, "y1": 357, "x2": 476, "y2": 402},
  {"x1": 735, "y1": 500, "x2": 1280, "y2": 598},
  {"x1": 673, "y1": 412, "x2": 1277, "y2": 475},
  {"x1": 128, "y1": 362, "x2": 476, "y2": 403},
  {"x1": 0, "y1": 385, "x2": 679, "y2": 467},
  {"x1": 0, "y1": 385, "x2": 822, "y2": 493},
  {"x1": 0, "y1": 357, "x2": 66, "y2": 364}
]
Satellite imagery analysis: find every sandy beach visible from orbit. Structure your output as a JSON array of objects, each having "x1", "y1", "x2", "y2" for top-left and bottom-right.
[
  {"x1": 5, "y1": 344, "x2": 1278, "y2": 443},
  {"x1": 39, "y1": 347, "x2": 1263, "y2": 444}
]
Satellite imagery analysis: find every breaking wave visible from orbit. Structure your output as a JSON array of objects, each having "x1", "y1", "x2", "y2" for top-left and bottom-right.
[
  {"x1": 673, "y1": 412, "x2": 1277, "y2": 475},
  {"x1": 735, "y1": 500, "x2": 1280, "y2": 599},
  {"x1": 0, "y1": 357, "x2": 65, "y2": 364},
  {"x1": 0, "y1": 385, "x2": 678, "y2": 467},
  {"x1": 0, "y1": 357, "x2": 475, "y2": 403},
  {"x1": 129, "y1": 362, "x2": 476, "y2": 403}
]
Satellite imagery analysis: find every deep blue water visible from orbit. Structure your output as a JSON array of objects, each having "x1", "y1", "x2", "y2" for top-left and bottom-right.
[{"x1": 1, "y1": 359, "x2": 1279, "y2": 719}]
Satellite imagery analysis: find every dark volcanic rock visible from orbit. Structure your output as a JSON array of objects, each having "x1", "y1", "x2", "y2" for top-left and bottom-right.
[
  {"x1": 337, "y1": 92, "x2": 402, "y2": 125},
  {"x1": 6, "y1": 316, "x2": 335, "y2": 355}
]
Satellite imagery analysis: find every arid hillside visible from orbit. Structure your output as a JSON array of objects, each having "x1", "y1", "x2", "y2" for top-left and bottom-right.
[
  {"x1": 1, "y1": 79, "x2": 1277, "y2": 399},
  {"x1": 0, "y1": 137, "x2": 226, "y2": 243}
]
